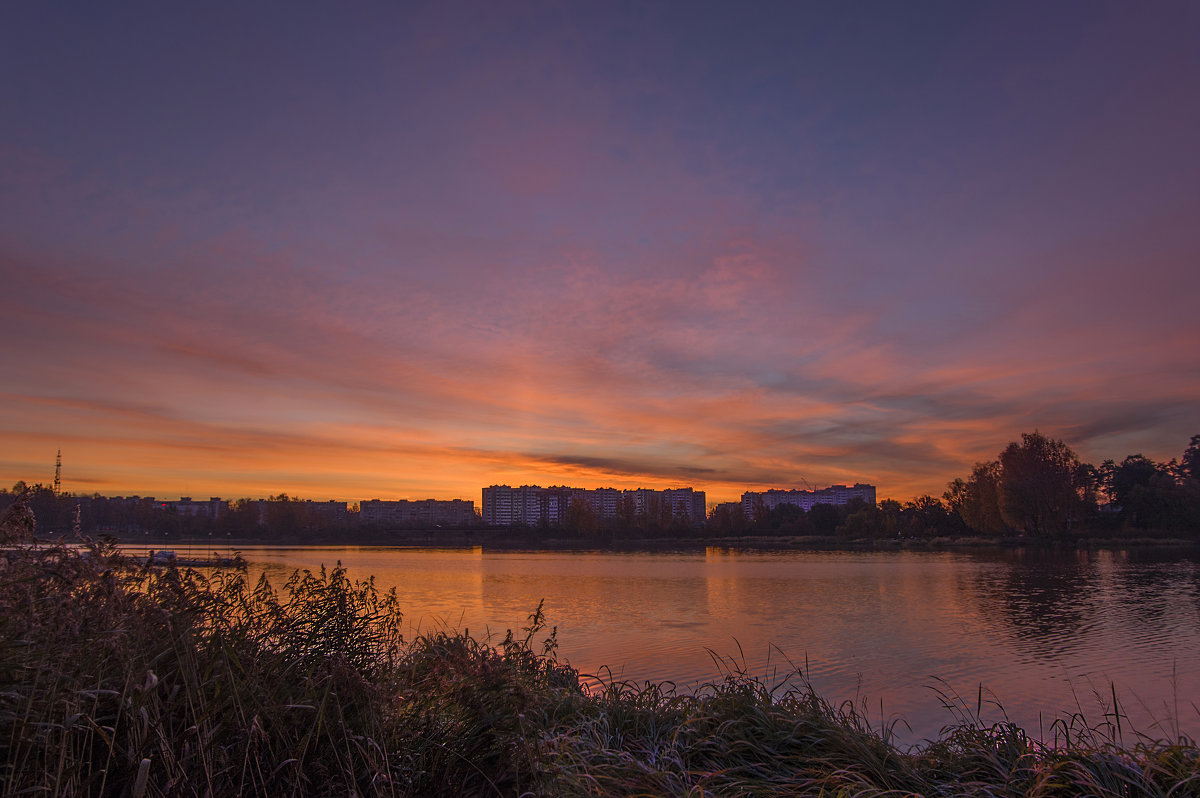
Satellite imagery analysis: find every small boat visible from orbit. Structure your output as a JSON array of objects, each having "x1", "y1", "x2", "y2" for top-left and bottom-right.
[{"x1": 133, "y1": 549, "x2": 242, "y2": 568}]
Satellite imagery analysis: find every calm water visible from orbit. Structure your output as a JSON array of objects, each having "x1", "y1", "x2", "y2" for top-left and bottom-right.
[{"x1": 212, "y1": 545, "x2": 1200, "y2": 746}]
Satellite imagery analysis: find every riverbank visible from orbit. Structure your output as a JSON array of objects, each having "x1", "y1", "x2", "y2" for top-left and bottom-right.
[
  {"x1": 95, "y1": 527, "x2": 1200, "y2": 555},
  {"x1": 2, "y1": 541, "x2": 1196, "y2": 796}
]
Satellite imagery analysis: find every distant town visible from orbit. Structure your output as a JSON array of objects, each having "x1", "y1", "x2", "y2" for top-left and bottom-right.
[
  {"x1": 0, "y1": 479, "x2": 878, "y2": 539},
  {"x1": 5, "y1": 430, "x2": 1198, "y2": 542},
  {"x1": 14, "y1": 483, "x2": 877, "y2": 528},
  {"x1": 481, "y1": 483, "x2": 876, "y2": 526}
]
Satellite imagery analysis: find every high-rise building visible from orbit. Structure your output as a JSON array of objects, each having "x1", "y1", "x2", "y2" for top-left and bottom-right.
[
  {"x1": 360, "y1": 499, "x2": 476, "y2": 526},
  {"x1": 158, "y1": 497, "x2": 225, "y2": 518},
  {"x1": 482, "y1": 485, "x2": 706, "y2": 526},
  {"x1": 662, "y1": 487, "x2": 707, "y2": 524},
  {"x1": 741, "y1": 484, "x2": 876, "y2": 517},
  {"x1": 583, "y1": 487, "x2": 623, "y2": 518},
  {"x1": 482, "y1": 485, "x2": 540, "y2": 526}
]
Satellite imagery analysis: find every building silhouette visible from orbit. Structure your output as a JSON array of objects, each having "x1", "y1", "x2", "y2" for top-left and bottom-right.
[
  {"x1": 482, "y1": 485, "x2": 706, "y2": 526},
  {"x1": 741, "y1": 484, "x2": 876, "y2": 516},
  {"x1": 359, "y1": 499, "x2": 476, "y2": 526}
]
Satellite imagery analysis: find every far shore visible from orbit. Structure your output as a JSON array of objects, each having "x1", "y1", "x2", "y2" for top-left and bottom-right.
[{"x1": 88, "y1": 529, "x2": 1200, "y2": 554}]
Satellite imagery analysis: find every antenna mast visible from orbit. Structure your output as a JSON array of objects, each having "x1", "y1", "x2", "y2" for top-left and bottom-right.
[{"x1": 54, "y1": 450, "x2": 62, "y2": 494}]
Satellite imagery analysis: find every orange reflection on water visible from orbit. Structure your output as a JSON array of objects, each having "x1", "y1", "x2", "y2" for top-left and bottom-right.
[{"x1": 218, "y1": 545, "x2": 1200, "y2": 746}]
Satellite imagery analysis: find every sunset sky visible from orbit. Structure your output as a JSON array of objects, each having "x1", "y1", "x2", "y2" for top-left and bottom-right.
[{"x1": 2, "y1": 2, "x2": 1197, "y2": 505}]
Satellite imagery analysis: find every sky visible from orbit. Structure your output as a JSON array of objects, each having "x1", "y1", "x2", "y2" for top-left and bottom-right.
[{"x1": 1, "y1": 1, "x2": 1198, "y2": 505}]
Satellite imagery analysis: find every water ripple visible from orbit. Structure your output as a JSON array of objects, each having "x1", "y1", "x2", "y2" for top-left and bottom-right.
[{"x1": 222, "y1": 544, "x2": 1200, "y2": 745}]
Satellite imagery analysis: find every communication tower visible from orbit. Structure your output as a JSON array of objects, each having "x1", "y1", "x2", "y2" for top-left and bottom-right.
[{"x1": 54, "y1": 450, "x2": 62, "y2": 494}]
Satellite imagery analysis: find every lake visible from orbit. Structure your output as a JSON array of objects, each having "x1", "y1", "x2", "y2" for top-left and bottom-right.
[{"x1": 210, "y1": 544, "x2": 1200, "y2": 747}]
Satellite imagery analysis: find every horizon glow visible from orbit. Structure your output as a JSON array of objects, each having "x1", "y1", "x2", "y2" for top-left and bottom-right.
[{"x1": 2, "y1": 2, "x2": 1198, "y2": 505}]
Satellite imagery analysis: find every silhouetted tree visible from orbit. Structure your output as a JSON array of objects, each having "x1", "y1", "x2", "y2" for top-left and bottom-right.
[
  {"x1": 878, "y1": 498, "x2": 903, "y2": 535},
  {"x1": 563, "y1": 496, "x2": 598, "y2": 537},
  {"x1": 0, "y1": 489, "x2": 35, "y2": 543},
  {"x1": 944, "y1": 461, "x2": 1007, "y2": 535},
  {"x1": 836, "y1": 498, "x2": 898, "y2": 538},
  {"x1": 708, "y1": 503, "x2": 749, "y2": 536},
  {"x1": 7, "y1": 482, "x2": 75, "y2": 536},
  {"x1": 837, "y1": 502, "x2": 872, "y2": 538},
  {"x1": 1109, "y1": 453, "x2": 1200, "y2": 532},
  {"x1": 808, "y1": 503, "x2": 840, "y2": 535},
  {"x1": 615, "y1": 494, "x2": 637, "y2": 532},
  {"x1": 656, "y1": 495, "x2": 674, "y2": 533},
  {"x1": 222, "y1": 499, "x2": 263, "y2": 538},
  {"x1": 1111, "y1": 455, "x2": 1163, "y2": 525},
  {"x1": 903, "y1": 495, "x2": 957, "y2": 537},
  {"x1": 997, "y1": 432, "x2": 1089, "y2": 537},
  {"x1": 1183, "y1": 434, "x2": 1200, "y2": 483},
  {"x1": 764, "y1": 502, "x2": 804, "y2": 534}
]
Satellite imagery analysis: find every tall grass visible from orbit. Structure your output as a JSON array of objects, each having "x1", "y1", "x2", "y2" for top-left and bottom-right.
[{"x1": 1, "y1": 539, "x2": 1196, "y2": 796}]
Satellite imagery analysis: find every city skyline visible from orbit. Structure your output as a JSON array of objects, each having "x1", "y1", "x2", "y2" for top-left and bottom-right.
[
  {"x1": 2, "y1": 3, "x2": 1197, "y2": 506},
  {"x1": 7, "y1": 462, "x2": 864, "y2": 512}
]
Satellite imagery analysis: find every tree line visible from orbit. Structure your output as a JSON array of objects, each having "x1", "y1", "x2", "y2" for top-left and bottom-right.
[
  {"x1": 0, "y1": 489, "x2": 362, "y2": 543},
  {"x1": 943, "y1": 431, "x2": 1200, "y2": 538},
  {"x1": 719, "y1": 431, "x2": 1199, "y2": 540},
  {"x1": 3, "y1": 431, "x2": 1198, "y2": 543}
]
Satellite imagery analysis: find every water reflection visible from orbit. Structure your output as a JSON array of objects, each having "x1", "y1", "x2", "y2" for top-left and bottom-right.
[
  {"x1": 972, "y1": 548, "x2": 1097, "y2": 658},
  {"x1": 218, "y1": 544, "x2": 1200, "y2": 745},
  {"x1": 970, "y1": 549, "x2": 1200, "y2": 674}
]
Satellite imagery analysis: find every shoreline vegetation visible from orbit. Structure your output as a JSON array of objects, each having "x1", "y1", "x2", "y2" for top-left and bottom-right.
[
  {"x1": 104, "y1": 532, "x2": 1200, "y2": 557},
  {"x1": 2, "y1": 531, "x2": 1198, "y2": 796},
  {"x1": 5, "y1": 432, "x2": 1199, "y2": 549}
]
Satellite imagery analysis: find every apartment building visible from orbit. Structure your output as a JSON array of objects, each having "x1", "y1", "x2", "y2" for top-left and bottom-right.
[
  {"x1": 359, "y1": 498, "x2": 477, "y2": 526},
  {"x1": 482, "y1": 485, "x2": 707, "y2": 526},
  {"x1": 158, "y1": 497, "x2": 225, "y2": 518},
  {"x1": 741, "y1": 483, "x2": 876, "y2": 516}
]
